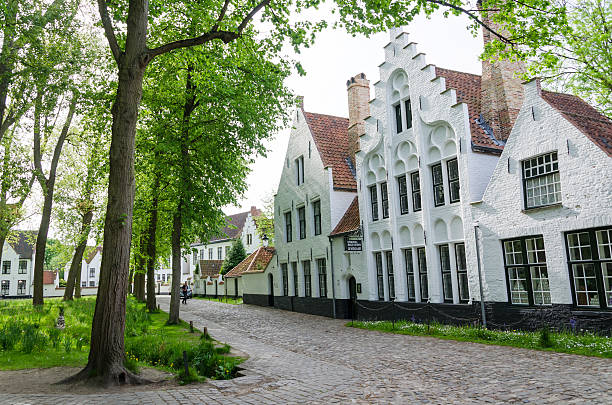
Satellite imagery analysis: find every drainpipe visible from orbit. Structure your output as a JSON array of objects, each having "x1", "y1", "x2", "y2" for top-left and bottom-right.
[
  {"x1": 474, "y1": 224, "x2": 487, "y2": 328},
  {"x1": 328, "y1": 236, "x2": 337, "y2": 319}
]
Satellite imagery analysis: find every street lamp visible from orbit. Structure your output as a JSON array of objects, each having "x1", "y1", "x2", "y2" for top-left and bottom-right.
[{"x1": 262, "y1": 234, "x2": 269, "y2": 247}]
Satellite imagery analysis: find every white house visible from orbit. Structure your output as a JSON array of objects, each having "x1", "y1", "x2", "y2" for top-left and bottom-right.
[
  {"x1": 80, "y1": 246, "x2": 102, "y2": 288},
  {"x1": 240, "y1": 96, "x2": 367, "y2": 318},
  {"x1": 472, "y1": 79, "x2": 612, "y2": 330},
  {"x1": 1, "y1": 231, "x2": 36, "y2": 298},
  {"x1": 190, "y1": 207, "x2": 263, "y2": 296}
]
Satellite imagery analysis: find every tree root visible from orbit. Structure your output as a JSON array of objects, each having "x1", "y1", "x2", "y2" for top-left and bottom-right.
[{"x1": 58, "y1": 363, "x2": 151, "y2": 387}]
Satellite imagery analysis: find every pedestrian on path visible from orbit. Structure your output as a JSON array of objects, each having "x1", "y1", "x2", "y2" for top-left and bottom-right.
[{"x1": 181, "y1": 282, "x2": 188, "y2": 304}]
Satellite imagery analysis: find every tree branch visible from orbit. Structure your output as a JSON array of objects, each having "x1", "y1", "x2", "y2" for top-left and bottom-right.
[
  {"x1": 49, "y1": 95, "x2": 77, "y2": 184},
  {"x1": 429, "y1": 0, "x2": 513, "y2": 45},
  {"x1": 97, "y1": 0, "x2": 122, "y2": 63},
  {"x1": 148, "y1": 0, "x2": 270, "y2": 58},
  {"x1": 212, "y1": 0, "x2": 232, "y2": 32}
]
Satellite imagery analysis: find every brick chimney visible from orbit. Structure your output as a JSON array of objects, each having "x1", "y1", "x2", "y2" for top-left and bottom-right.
[
  {"x1": 479, "y1": 4, "x2": 526, "y2": 142},
  {"x1": 346, "y1": 73, "x2": 370, "y2": 161}
]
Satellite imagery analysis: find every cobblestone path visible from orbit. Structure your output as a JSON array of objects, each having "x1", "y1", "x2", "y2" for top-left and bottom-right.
[{"x1": 5, "y1": 297, "x2": 611, "y2": 404}]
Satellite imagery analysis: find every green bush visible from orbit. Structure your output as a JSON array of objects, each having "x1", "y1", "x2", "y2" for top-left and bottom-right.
[
  {"x1": 0, "y1": 320, "x2": 22, "y2": 351},
  {"x1": 124, "y1": 356, "x2": 140, "y2": 374},
  {"x1": 63, "y1": 335, "x2": 73, "y2": 353},
  {"x1": 539, "y1": 328, "x2": 554, "y2": 348},
  {"x1": 21, "y1": 324, "x2": 48, "y2": 353},
  {"x1": 48, "y1": 327, "x2": 61, "y2": 349}
]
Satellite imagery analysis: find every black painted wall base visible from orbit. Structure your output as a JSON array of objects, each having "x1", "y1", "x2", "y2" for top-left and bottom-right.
[{"x1": 243, "y1": 294, "x2": 612, "y2": 333}]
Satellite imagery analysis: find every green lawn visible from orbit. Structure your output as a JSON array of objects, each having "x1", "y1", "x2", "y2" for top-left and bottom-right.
[
  {"x1": 0, "y1": 297, "x2": 242, "y2": 382},
  {"x1": 348, "y1": 320, "x2": 612, "y2": 358},
  {"x1": 194, "y1": 296, "x2": 243, "y2": 305}
]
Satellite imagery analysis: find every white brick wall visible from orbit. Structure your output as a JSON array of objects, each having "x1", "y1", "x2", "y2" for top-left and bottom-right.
[{"x1": 473, "y1": 79, "x2": 612, "y2": 305}]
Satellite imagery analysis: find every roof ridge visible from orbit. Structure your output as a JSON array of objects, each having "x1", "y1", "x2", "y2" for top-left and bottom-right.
[
  {"x1": 435, "y1": 66, "x2": 481, "y2": 79},
  {"x1": 303, "y1": 111, "x2": 348, "y2": 121}
]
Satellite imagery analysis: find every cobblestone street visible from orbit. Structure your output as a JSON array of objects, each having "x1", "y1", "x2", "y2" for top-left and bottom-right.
[{"x1": 5, "y1": 298, "x2": 611, "y2": 404}]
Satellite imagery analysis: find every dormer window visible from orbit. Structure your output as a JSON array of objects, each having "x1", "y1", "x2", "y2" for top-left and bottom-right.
[
  {"x1": 394, "y1": 104, "x2": 402, "y2": 133},
  {"x1": 404, "y1": 99, "x2": 412, "y2": 129},
  {"x1": 522, "y1": 151, "x2": 560, "y2": 209},
  {"x1": 295, "y1": 156, "x2": 304, "y2": 185}
]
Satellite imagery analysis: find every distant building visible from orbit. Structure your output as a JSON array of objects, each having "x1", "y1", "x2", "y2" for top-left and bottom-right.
[{"x1": 1, "y1": 231, "x2": 36, "y2": 298}]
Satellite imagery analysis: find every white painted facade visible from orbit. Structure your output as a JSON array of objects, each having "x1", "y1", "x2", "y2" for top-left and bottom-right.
[
  {"x1": 356, "y1": 28, "x2": 500, "y2": 305},
  {"x1": 241, "y1": 212, "x2": 261, "y2": 254},
  {"x1": 473, "y1": 79, "x2": 612, "y2": 308},
  {"x1": 80, "y1": 248, "x2": 101, "y2": 288},
  {"x1": 0, "y1": 239, "x2": 34, "y2": 297},
  {"x1": 273, "y1": 107, "x2": 358, "y2": 300}
]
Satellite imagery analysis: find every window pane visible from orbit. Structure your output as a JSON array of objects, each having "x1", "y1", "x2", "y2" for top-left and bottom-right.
[
  {"x1": 602, "y1": 262, "x2": 612, "y2": 307},
  {"x1": 318, "y1": 259, "x2": 327, "y2": 298},
  {"x1": 418, "y1": 248, "x2": 428, "y2": 300},
  {"x1": 530, "y1": 266, "x2": 551, "y2": 305},
  {"x1": 398, "y1": 176, "x2": 409, "y2": 215},
  {"x1": 405, "y1": 100, "x2": 412, "y2": 129},
  {"x1": 292, "y1": 262, "x2": 298, "y2": 296},
  {"x1": 370, "y1": 185, "x2": 379, "y2": 221},
  {"x1": 381, "y1": 182, "x2": 389, "y2": 219},
  {"x1": 596, "y1": 229, "x2": 612, "y2": 260},
  {"x1": 395, "y1": 104, "x2": 402, "y2": 133},
  {"x1": 508, "y1": 267, "x2": 529, "y2": 304},
  {"x1": 504, "y1": 240, "x2": 523, "y2": 265},
  {"x1": 567, "y1": 232, "x2": 592, "y2": 261},
  {"x1": 458, "y1": 272, "x2": 469, "y2": 302},
  {"x1": 303, "y1": 261, "x2": 311, "y2": 297},
  {"x1": 526, "y1": 236, "x2": 546, "y2": 264},
  {"x1": 405, "y1": 249, "x2": 415, "y2": 300},
  {"x1": 375, "y1": 252, "x2": 384, "y2": 300},
  {"x1": 572, "y1": 263, "x2": 599, "y2": 307},
  {"x1": 522, "y1": 152, "x2": 561, "y2": 208},
  {"x1": 386, "y1": 252, "x2": 394, "y2": 300}
]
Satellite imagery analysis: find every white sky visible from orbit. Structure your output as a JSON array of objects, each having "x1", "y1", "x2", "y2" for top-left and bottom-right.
[{"x1": 225, "y1": 11, "x2": 484, "y2": 215}]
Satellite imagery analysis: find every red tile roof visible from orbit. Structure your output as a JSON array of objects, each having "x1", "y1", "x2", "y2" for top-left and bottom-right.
[
  {"x1": 43, "y1": 271, "x2": 56, "y2": 285},
  {"x1": 198, "y1": 260, "x2": 224, "y2": 278},
  {"x1": 226, "y1": 246, "x2": 276, "y2": 277},
  {"x1": 303, "y1": 112, "x2": 357, "y2": 191},
  {"x1": 435, "y1": 67, "x2": 504, "y2": 154},
  {"x1": 330, "y1": 197, "x2": 360, "y2": 236},
  {"x1": 85, "y1": 246, "x2": 101, "y2": 264},
  {"x1": 541, "y1": 91, "x2": 612, "y2": 157}
]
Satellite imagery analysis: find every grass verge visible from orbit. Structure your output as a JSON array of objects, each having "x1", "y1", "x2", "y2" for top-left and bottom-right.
[
  {"x1": 348, "y1": 320, "x2": 612, "y2": 358},
  {"x1": 193, "y1": 296, "x2": 243, "y2": 305},
  {"x1": 0, "y1": 297, "x2": 242, "y2": 382}
]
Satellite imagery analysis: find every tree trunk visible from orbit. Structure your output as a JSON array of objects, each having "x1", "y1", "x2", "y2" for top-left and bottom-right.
[
  {"x1": 134, "y1": 240, "x2": 146, "y2": 301},
  {"x1": 68, "y1": 50, "x2": 148, "y2": 385},
  {"x1": 32, "y1": 186, "x2": 54, "y2": 305},
  {"x1": 0, "y1": 230, "x2": 7, "y2": 272},
  {"x1": 75, "y1": 268, "x2": 82, "y2": 298},
  {"x1": 168, "y1": 206, "x2": 182, "y2": 324},
  {"x1": 128, "y1": 267, "x2": 134, "y2": 295},
  {"x1": 32, "y1": 96, "x2": 76, "y2": 306},
  {"x1": 146, "y1": 179, "x2": 159, "y2": 312},
  {"x1": 64, "y1": 210, "x2": 94, "y2": 300}
]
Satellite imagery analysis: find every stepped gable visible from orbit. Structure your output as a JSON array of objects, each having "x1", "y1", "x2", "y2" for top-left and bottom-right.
[
  {"x1": 330, "y1": 197, "x2": 360, "y2": 236},
  {"x1": 303, "y1": 111, "x2": 357, "y2": 191},
  {"x1": 435, "y1": 67, "x2": 505, "y2": 154},
  {"x1": 198, "y1": 260, "x2": 224, "y2": 278},
  {"x1": 541, "y1": 91, "x2": 612, "y2": 157},
  {"x1": 7, "y1": 230, "x2": 36, "y2": 259}
]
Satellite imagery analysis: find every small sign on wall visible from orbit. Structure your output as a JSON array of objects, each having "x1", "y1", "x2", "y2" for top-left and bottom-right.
[
  {"x1": 356, "y1": 283, "x2": 362, "y2": 294},
  {"x1": 344, "y1": 237, "x2": 362, "y2": 252}
]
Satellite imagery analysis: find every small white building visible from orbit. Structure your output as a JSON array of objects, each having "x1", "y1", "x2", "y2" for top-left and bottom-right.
[
  {"x1": 80, "y1": 246, "x2": 102, "y2": 288},
  {"x1": 1, "y1": 231, "x2": 36, "y2": 297}
]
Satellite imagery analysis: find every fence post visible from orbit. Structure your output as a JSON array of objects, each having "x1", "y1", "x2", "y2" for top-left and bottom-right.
[
  {"x1": 189, "y1": 321, "x2": 194, "y2": 333},
  {"x1": 183, "y1": 350, "x2": 189, "y2": 377}
]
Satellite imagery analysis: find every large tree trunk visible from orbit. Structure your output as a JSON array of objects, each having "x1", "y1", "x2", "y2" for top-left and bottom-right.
[
  {"x1": 64, "y1": 210, "x2": 94, "y2": 300},
  {"x1": 168, "y1": 207, "x2": 182, "y2": 324},
  {"x1": 145, "y1": 179, "x2": 159, "y2": 312},
  {"x1": 68, "y1": 47, "x2": 148, "y2": 384},
  {"x1": 128, "y1": 267, "x2": 134, "y2": 295}
]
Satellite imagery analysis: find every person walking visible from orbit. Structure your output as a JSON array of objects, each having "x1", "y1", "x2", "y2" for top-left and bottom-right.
[{"x1": 181, "y1": 282, "x2": 188, "y2": 305}]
